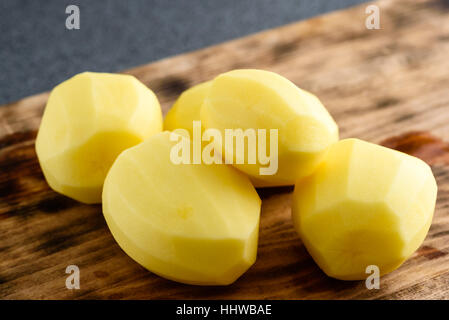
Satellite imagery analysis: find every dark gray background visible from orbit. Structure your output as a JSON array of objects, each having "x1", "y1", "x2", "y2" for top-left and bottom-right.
[{"x1": 0, "y1": 0, "x2": 368, "y2": 105}]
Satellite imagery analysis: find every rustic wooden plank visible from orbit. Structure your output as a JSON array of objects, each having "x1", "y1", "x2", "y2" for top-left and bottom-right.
[{"x1": 1, "y1": 0, "x2": 449, "y2": 299}]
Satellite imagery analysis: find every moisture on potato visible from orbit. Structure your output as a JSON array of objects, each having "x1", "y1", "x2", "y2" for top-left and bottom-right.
[
  {"x1": 164, "y1": 81, "x2": 212, "y2": 136},
  {"x1": 35, "y1": 72, "x2": 163, "y2": 204},
  {"x1": 201, "y1": 69, "x2": 339, "y2": 186},
  {"x1": 292, "y1": 138, "x2": 437, "y2": 280},
  {"x1": 102, "y1": 131, "x2": 261, "y2": 285}
]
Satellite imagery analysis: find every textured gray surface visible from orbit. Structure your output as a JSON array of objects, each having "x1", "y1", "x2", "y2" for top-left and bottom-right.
[{"x1": 0, "y1": 0, "x2": 368, "y2": 104}]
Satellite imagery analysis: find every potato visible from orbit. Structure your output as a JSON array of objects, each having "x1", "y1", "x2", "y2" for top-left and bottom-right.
[
  {"x1": 165, "y1": 80, "x2": 278, "y2": 187},
  {"x1": 102, "y1": 131, "x2": 261, "y2": 285},
  {"x1": 36, "y1": 72, "x2": 162, "y2": 204},
  {"x1": 164, "y1": 81, "x2": 212, "y2": 136},
  {"x1": 201, "y1": 69, "x2": 339, "y2": 186},
  {"x1": 292, "y1": 138, "x2": 437, "y2": 280}
]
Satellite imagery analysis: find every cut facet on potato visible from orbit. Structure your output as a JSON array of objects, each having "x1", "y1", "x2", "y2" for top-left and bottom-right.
[
  {"x1": 164, "y1": 81, "x2": 212, "y2": 136},
  {"x1": 102, "y1": 131, "x2": 261, "y2": 285},
  {"x1": 292, "y1": 138, "x2": 437, "y2": 280},
  {"x1": 36, "y1": 72, "x2": 162, "y2": 203},
  {"x1": 201, "y1": 69, "x2": 339, "y2": 185}
]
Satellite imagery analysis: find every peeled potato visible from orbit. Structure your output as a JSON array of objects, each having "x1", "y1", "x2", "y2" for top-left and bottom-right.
[
  {"x1": 163, "y1": 79, "x2": 285, "y2": 188},
  {"x1": 201, "y1": 69, "x2": 339, "y2": 186},
  {"x1": 164, "y1": 81, "x2": 212, "y2": 136},
  {"x1": 36, "y1": 72, "x2": 162, "y2": 203},
  {"x1": 102, "y1": 131, "x2": 261, "y2": 285},
  {"x1": 292, "y1": 138, "x2": 437, "y2": 280}
]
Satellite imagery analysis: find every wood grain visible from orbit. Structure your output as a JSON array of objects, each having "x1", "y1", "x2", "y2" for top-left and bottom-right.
[{"x1": 1, "y1": 0, "x2": 449, "y2": 299}]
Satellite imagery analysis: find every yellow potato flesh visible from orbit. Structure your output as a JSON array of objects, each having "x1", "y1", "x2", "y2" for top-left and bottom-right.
[
  {"x1": 164, "y1": 81, "x2": 265, "y2": 188},
  {"x1": 36, "y1": 72, "x2": 162, "y2": 203},
  {"x1": 164, "y1": 81, "x2": 212, "y2": 136},
  {"x1": 292, "y1": 138, "x2": 437, "y2": 280},
  {"x1": 201, "y1": 69, "x2": 339, "y2": 185},
  {"x1": 102, "y1": 131, "x2": 261, "y2": 285}
]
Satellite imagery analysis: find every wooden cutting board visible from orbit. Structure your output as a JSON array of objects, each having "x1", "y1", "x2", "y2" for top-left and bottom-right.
[{"x1": 1, "y1": 0, "x2": 449, "y2": 299}]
